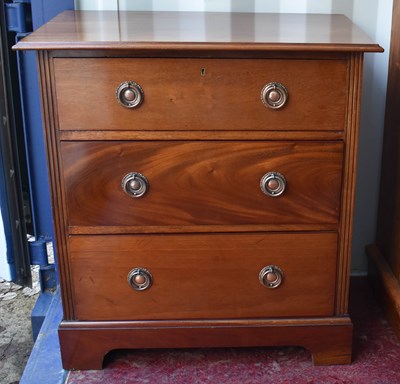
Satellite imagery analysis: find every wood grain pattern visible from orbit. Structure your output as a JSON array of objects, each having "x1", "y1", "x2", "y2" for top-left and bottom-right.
[
  {"x1": 51, "y1": 50, "x2": 351, "y2": 60},
  {"x1": 367, "y1": 245, "x2": 400, "y2": 340},
  {"x1": 61, "y1": 141, "x2": 343, "y2": 228},
  {"x1": 37, "y1": 51, "x2": 76, "y2": 318},
  {"x1": 59, "y1": 130, "x2": 345, "y2": 141},
  {"x1": 13, "y1": 11, "x2": 383, "y2": 53},
  {"x1": 376, "y1": 0, "x2": 400, "y2": 281},
  {"x1": 335, "y1": 53, "x2": 363, "y2": 316},
  {"x1": 54, "y1": 57, "x2": 347, "y2": 132},
  {"x1": 24, "y1": 10, "x2": 381, "y2": 369},
  {"x1": 58, "y1": 317, "x2": 353, "y2": 369},
  {"x1": 69, "y1": 232, "x2": 337, "y2": 321},
  {"x1": 68, "y1": 223, "x2": 338, "y2": 235},
  {"x1": 369, "y1": 0, "x2": 400, "y2": 341}
]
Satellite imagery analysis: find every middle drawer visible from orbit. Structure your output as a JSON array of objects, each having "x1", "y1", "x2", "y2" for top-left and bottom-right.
[{"x1": 61, "y1": 141, "x2": 343, "y2": 228}]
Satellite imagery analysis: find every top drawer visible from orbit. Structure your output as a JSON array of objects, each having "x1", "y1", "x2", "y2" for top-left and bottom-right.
[{"x1": 54, "y1": 58, "x2": 348, "y2": 132}]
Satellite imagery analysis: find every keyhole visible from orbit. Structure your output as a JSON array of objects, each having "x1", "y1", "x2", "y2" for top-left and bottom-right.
[{"x1": 201, "y1": 68, "x2": 206, "y2": 77}]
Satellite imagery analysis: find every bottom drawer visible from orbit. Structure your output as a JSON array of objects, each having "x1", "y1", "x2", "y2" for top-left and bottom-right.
[{"x1": 69, "y1": 232, "x2": 338, "y2": 321}]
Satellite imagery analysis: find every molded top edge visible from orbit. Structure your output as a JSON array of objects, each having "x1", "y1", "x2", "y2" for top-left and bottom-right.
[{"x1": 14, "y1": 10, "x2": 383, "y2": 53}]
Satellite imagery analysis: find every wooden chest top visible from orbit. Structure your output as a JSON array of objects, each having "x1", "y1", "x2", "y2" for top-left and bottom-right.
[{"x1": 15, "y1": 11, "x2": 382, "y2": 53}]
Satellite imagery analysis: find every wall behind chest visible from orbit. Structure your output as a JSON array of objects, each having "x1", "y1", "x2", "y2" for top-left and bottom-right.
[
  {"x1": 75, "y1": 0, "x2": 353, "y2": 14},
  {"x1": 73, "y1": 0, "x2": 392, "y2": 275}
]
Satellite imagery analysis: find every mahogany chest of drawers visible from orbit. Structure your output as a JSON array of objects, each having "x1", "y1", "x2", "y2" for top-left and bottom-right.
[{"x1": 15, "y1": 11, "x2": 382, "y2": 369}]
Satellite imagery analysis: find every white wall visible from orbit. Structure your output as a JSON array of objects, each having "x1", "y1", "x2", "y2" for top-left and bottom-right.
[
  {"x1": 350, "y1": 0, "x2": 392, "y2": 274},
  {"x1": 0, "y1": 211, "x2": 11, "y2": 280},
  {"x1": 75, "y1": 0, "x2": 355, "y2": 13},
  {"x1": 74, "y1": 0, "x2": 393, "y2": 274}
]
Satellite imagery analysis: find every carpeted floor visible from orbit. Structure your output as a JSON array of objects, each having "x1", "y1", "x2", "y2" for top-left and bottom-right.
[{"x1": 66, "y1": 278, "x2": 400, "y2": 384}]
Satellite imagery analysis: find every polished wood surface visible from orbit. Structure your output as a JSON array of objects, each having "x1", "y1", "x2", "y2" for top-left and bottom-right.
[
  {"x1": 59, "y1": 317, "x2": 353, "y2": 369},
  {"x1": 54, "y1": 57, "x2": 347, "y2": 131},
  {"x1": 59, "y1": 130, "x2": 345, "y2": 141},
  {"x1": 27, "y1": 10, "x2": 382, "y2": 369},
  {"x1": 368, "y1": 0, "x2": 400, "y2": 340},
  {"x1": 367, "y1": 245, "x2": 400, "y2": 340},
  {"x1": 61, "y1": 141, "x2": 343, "y2": 228},
  {"x1": 336, "y1": 53, "x2": 364, "y2": 315},
  {"x1": 69, "y1": 232, "x2": 337, "y2": 320},
  {"x1": 14, "y1": 11, "x2": 383, "y2": 52},
  {"x1": 376, "y1": 0, "x2": 400, "y2": 280}
]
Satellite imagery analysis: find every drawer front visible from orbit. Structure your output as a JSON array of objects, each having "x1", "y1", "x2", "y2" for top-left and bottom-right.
[
  {"x1": 61, "y1": 141, "x2": 343, "y2": 227},
  {"x1": 54, "y1": 58, "x2": 347, "y2": 131},
  {"x1": 69, "y1": 232, "x2": 338, "y2": 321}
]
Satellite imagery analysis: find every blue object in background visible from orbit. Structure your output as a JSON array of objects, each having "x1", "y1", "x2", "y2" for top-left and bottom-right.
[
  {"x1": 4, "y1": 0, "x2": 73, "y2": 288},
  {"x1": 9, "y1": 0, "x2": 73, "y2": 290},
  {"x1": 4, "y1": 1, "x2": 73, "y2": 382}
]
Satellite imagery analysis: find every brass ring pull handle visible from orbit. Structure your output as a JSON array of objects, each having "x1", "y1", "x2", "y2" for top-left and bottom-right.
[
  {"x1": 122, "y1": 172, "x2": 149, "y2": 198},
  {"x1": 116, "y1": 81, "x2": 144, "y2": 108},
  {"x1": 260, "y1": 171, "x2": 287, "y2": 197},
  {"x1": 261, "y1": 82, "x2": 288, "y2": 109},
  {"x1": 259, "y1": 265, "x2": 284, "y2": 289},
  {"x1": 127, "y1": 268, "x2": 153, "y2": 291}
]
